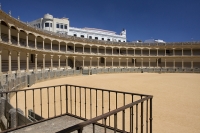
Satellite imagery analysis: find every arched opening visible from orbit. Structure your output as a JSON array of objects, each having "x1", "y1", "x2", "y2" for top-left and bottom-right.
[
  {"x1": 19, "y1": 30, "x2": 27, "y2": 47},
  {"x1": 52, "y1": 40, "x2": 59, "y2": 51},
  {"x1": 120, "y1": 48, "x2": 126, "y2": 55},
  {"x1": 44, "y1": 38, "x2": 51, "y2": 50},
  {"x1": 1, "y1": 21, "x2": 9, "y2": 42},
  {"x1": 135, "y1": 48, "x2": 141, "y2": 56},
  {"x1": 127, "y1": 48, "x2": 134, "y2": 56},
  {"x1": 174, "y1": 48, "x2": 182, "y2": 56},
  {"x1": 75, "y1": 43, "x2": 83, "y2": 53},
  {"x1": 158, "y1": 48, "x2": 165, "y2": 56},
  {"x1": 67, "y1": 43, "x2": 74, "y2": 53},
  {"x1": 143, "y1": 48, "x2": 149, "y2": 56},
  {"x1": 91, "y1": 45, "x2": 98, "y2": 54},
  {"x1": 36, "y1": 36, "x2": 43, "y2": 49},
  {"x1": 28, "y1": 33, "x2": 35, "y2": 48},
  {"x1": 60, "y1": 41, "x2": 66, "y2": 52},
  {"x1": 150, "y1": 49, "x2": 157, "y2": 56},
  {"x1": 113, "y1": 47, "x2": 119, "y2": 55},
  {"x1": 68, "y1": 57, "x2": 74, "y2": 69},
  {"x1": 106, "y1": 47, "x2": 112, "y2": 55},
  {"x1": 99, "y1": 46, "x2": 105, "y2": 55},
  {"x1": 10, "y1": 26, "x2": 18, "y2": 45},
  {"x1": 84, "y1": 45, "x2": 91, "y2": 54}
]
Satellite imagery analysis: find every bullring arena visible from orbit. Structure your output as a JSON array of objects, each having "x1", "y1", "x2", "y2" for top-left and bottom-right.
[{"x1": 0, "y1": 8, "x2": 200, "y2": 133}]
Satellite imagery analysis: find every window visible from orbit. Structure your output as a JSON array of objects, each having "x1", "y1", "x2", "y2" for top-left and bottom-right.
[
  {"x1": 50, "y1": 23, "x2": 52, "y2": 27},
  {"x1": 118, "y1": 40, "x2": 121, "y2": 42},
  {"x1": 123, "y1": 41, "x2": 125, "y2": 42},
  {"x1": 45, "y1": 23, "x2": 49, "y2": 27},
  {"x1": 107, "y1": 39, "x2": 110, "y2": 41},
  {"x1": 56, "y1": 23, "x2": 59, "y2": 28},
  {"x1": 60, "y1": 24, "x2": 63, "y2": 29},
  {"x1": 74, "y1": 34, "x2": 77, "y2": 37},
  {"x1": 100, "y1": 57, "x2": 105, "y2": 63},
  {"x1": 89, "y1": 36, "x2": 92, "y2": 39},
  {"x1": 102, "y1": 38, "x2": 104, "y2": 40},
  {"x1": 166, "y1": 50, "x2": 170, "y2": 54},
  {"x1": 158, "y1": 58, "x2": 161, "y2": 64},
  {"x1": 81, "y1": 35, "x2": 84, "y2": 38},
  {"x1": 38, "y1": 23, "x2": 40, "y2": 28},
  {"x1": 95, "y1": 37, "x2": 98, "y2": 40},
  {"x1": 64, "y1": 25, "x2": 68, "y2": 29}
]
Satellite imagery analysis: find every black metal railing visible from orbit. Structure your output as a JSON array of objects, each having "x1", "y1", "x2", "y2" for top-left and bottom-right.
[{"x1": 0, "y1": 84, "x2": 153, "y2": 133}]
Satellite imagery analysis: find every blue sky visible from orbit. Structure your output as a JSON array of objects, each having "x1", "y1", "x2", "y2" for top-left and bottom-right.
[{"x1": 1, "y1": 0, "x2": 200, "y2": 42}]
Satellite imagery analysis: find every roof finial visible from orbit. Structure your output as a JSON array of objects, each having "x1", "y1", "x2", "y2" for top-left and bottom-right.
[
  {"x1": 9, "y1": 10, "x2": 11, "y2": 16},
  {"x1": 18, "y1": 16, "x2": 20, "y2": 20}
]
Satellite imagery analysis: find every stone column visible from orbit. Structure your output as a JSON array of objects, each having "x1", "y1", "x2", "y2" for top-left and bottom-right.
[
  {"x1": 118, "y1": 58, "x2": 121, "y2": 68},
  {"x1": 126, "y1": 48, "x2": 128, "y2": 56},
  {"x1": 104, "y1": 47, "x2": 106, "y2": 55},
  {"x1": 126, "y1": 58, "x2": 128, "y2": 68},
  {"x1": 141, "y1": 58, "x2": 143, "y2": 68},
  {"x1": 43, "y1": 39, "x2": 44, "y2": 50},
  {"x1": 112, "y1": 48, "x2": 113, "y2": 55},
  {"x1": 34, "y1": 36, "x2": 37, "y2": 49},
  {"x1": 58, "y1": 55, "x2": 61, "y2": 70},
  {"x1": 149, "y1": 58, "x2": 151, "y2": 68},
  {"x1": 104, "y1": 57, "x2": 106, "y2": 68},
  {"x1": 50, "y1": 41, "x2": 52, "y2": 51},
  {"x1": 0, "y1": 21, "x2": 1, "y2": 41},
  {"x1": 111, "y1": 58, "x2": 113, "y2": 68},
  {"x1": 43, "y1": 54, "x2": 45, "y2": 71},
  {"x1": 90, "y1": 46, "x2": 92, "y2": 54},
  {"x1": 26, "y1": 53, "x2": 29, "y2": 72},
  {"x1": 26, "y1": 34, "x2": 28, "y2": 47},
  {"x1": 191, "y1": 60, "x2": 193, "y2": 69},
  {"x1": 182, "y1": 59, "x2": 184, "y2": 69},
  {"x1": 97, "y1": 47, "x2": 99, "y2": 55},
  {"x1": 35, "y1": 54, "x2": 38, "y2": 72},
  {"x1": 82, "y1": 56, "x2": 85, "y2": 69},
  {"x1": 66, "y1": 56, "x2": 68, "y2": 69},
  {"x1": 50, "y1": 55, "x2": 53, "y2": 71},
  {"x1": 173, "y1": 59, "x2": 175, "y2": 69},
  {"x1": 82, "y1": 45, "x2": 84, "y2": 54},
  {"x1": 97, "y1": 57, "x2": 100, "y2": 68},
  {"x1": 90, "y1": 57, "x2": 92, "y2": 69},
  {"x1": 73, "y1": 56, "x2": 76, "y2": 70},
  {"x1": 17, "y1": 30, "x2": 20, "y2": 46},
  {"x1": 165, "y1": 59, "x2": 166, "y2": 68},
  {"x1": 8, "y1": 26, "x2": 11, "y2": 43},
  {"x1": 58, "y1": 42, "x2": 60, "y2": 52},
  {"x1": 17, "y1": 52, "x2": 20, "y2": 72},
  {"x1": 191, "y1": 48, "x2": 193, "y2": 56},
  {"x1": 66, "y1": 44, "x2": 68, "y2": 53},
  {"x1": 8, "y1": 51, "x2": 12, "y2": 73}
]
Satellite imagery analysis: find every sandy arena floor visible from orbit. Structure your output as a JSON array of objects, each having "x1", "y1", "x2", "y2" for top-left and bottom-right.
[{"x1": 12, "y1": 73, "x2": 200, "y2": 133}]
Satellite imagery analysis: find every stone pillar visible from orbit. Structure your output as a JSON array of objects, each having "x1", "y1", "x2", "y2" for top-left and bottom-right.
[
  {"x1": 17, "y1": 52, "x2": 20, "y2": 72},
  {"x1": 90, "y1": 46, "x2": 92, "y2": 54},
  {"x1": 17, "y1": 30, "x2": 20, "y2": 46},
  {"x1": 50, "y1": 41, "x2": 52, "y2": 51},
  {"x1": 126, "y1": 58, "x2": 128, "y2": 68},
  {"x1": 58, "y1": 42, "x2": 60, "y2": 52},
  {"x1": 191, "y1": 60, "x2": 193, "y2": 69},
  {"x1": 58, "y1": 55, "x2": 61, "y2": 70},
  {"x1": 50, "y1": 55, "x2": 53, "y2": 71},
  {"x1": 43, "y1": 54, "x2": 46, "y2": 71},
  {"x1": 43, "y1": 39, "x2": 44, "y2": 50},
  {"x1": 73, "y1": 56, "x2": 76, "y2": 70},
  {"x1": 26, "y1": 34, "x2": 28, "y2": 47},
  {"x1": 82, "y1": 45, "x2": 84, "y2": 54},
  {"x1": 104, "y1": 57, "x2": 106, "y2": 68},
  {"x1": 8, "y1": 108, "x2": 23, "y2": 128},
  {"x1": 26, "y1": 53, "x2": 29, "y2": 72},
  {"x1": 165, "y1": 59, "x2": 166, "y2": 68},
  {"x1": 118, "y1": 58, "x2": 121, "y2": 68},
  {"x1": 73, "y1": 44, "x2": 75, "y2": 53},
  {"x1": 8, "y1": 51, "x2": 12, "y2": 73},
  {"x1": 34, "y1": 36, "x2": 37, "y2": 49},
  {"x1": 82, "y1": 56, "x2": 85, "y2": 69},
  {"x1": 66, "y1": 44, "x2": 68, "y2": 53},
  {"x1": 66, "y1": 56, "x2": 68, "y2": 69},
  {"x1": 111, "y1": 58, "x2": 113, "y2": 68},
  {"x1": 97, "y1": 47, "x2": 99, "y2": 55},
  {"x1": 141, "y1": 58, "x2": 143, "y2": 68},
  {"x1": 126, "y1": 48, "x2": 128, "y2": 56},
  {"x1": 191, "y1": 48, "x2": 193, "y2": 56},
  {"x1": 90, "y1": 57, "x2": 92, "y2": 69},
  {"x1": 112, "y1": 48, "x2": 113, "y2": 55},
  {"x1": 149, "y1": 58, "x2": 150, "y2": 68},
  {"x1": 173, "y1": 59, "x2": 175, "y2": 69},
  {"x1": 0, "y1": 21, "x2": 1, "y2": 41},
  {"x1": 97, "y1": 57, "x2": 100, "y2": 68},
  {"x1": 104, "y1": 47, "x2": 106, "y2": 55},
  {"x1": 8, "y1": 26, "x2": 11, "y2": 43},
  {"x1": 182, "y1": 59, "x2": 184, "y2": 69},
  {"x1": 35, "y1": 54, "x2": 38, "y2": 72}
]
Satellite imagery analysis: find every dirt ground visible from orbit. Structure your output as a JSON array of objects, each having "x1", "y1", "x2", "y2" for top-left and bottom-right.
[{"x1": 11, "y1": 73, "x2": 200, "y2": 133}]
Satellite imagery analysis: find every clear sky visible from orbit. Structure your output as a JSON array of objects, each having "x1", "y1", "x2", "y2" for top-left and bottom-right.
[{"x1": 1, "y1": 0, "x2": 200, "y2": 42}]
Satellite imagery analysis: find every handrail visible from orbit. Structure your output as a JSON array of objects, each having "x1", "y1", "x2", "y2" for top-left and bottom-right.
[{"x1": 56, "y1": 95, "x2": 153, "y2": 133}]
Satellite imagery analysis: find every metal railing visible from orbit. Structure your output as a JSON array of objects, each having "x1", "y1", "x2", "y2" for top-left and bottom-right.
[{"x1": 0, "y1": 84, "x2": 153, "y2": 133}]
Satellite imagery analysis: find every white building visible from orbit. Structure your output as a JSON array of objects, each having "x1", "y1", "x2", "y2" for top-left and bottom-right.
[
  {"x1": 29, "y1": 13, "x2": 126, "y2": 42},
  {"x1": 144, "y1": 39, "x2": 166, "y2": 43}
]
